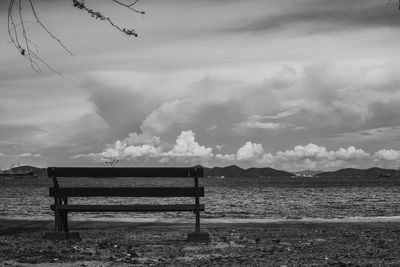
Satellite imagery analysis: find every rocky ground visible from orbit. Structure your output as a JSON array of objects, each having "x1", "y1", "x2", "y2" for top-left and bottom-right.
[{"x1": 1, "y1": 219, "x2": 400, "y2": 266}]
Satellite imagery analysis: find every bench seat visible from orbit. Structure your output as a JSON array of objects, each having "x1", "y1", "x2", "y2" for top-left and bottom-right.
[{"x1": 50, "y1": 204, "x2": 205, "y2": 212}]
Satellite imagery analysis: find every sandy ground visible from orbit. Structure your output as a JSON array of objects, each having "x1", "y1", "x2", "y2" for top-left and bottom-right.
[{"x1": 1, "y1": 218, "x2": 400, "y2": 266}]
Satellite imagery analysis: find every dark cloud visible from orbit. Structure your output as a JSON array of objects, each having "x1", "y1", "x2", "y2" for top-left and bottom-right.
[
  {"x1": 233, "y1": 1, "x2": 400, "y2": 35},
  {"x1": 0, "y1": 124, "x2": 44, "y2": 153},
  {"x1": 367, "y1": 100, "x2": 400, "y2": 129},
  {"x1": 82, "y1": 76, "x2": 165, "y2": 140}
]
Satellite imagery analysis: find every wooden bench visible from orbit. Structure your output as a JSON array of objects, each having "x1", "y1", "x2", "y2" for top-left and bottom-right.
[{"x1": 43, "y1": 166, "x2": 209, "y2": 242}]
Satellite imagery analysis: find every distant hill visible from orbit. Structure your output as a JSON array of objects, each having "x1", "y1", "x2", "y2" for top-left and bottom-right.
[
  {"x1": 1, "y1": 165, "x2": 47, "y2": 178},
  {"x1": 204, "y1": 165, "x2": 293, "y2": 178},
  {"x1": 317, "y1": 167, "x2": 399, "y2": 178},
  {"x1": 1, "y1": 165, "x2": 398, "y2": 180}
]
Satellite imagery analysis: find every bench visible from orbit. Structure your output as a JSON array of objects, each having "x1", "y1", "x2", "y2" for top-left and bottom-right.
[{"x1": 43, "y1": 166, "x2": 209, "y2": 242}]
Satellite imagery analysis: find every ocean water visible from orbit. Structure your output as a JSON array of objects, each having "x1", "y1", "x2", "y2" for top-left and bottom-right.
[{"x1": 1, "y1": 177, "x2": 400, "y2": 221}]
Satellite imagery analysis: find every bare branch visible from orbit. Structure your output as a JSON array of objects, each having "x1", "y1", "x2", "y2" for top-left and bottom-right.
[
  {"x1": 73, "y1": 0, "x2": 139, "y2": 37},
  {"x1": 103, "y1": 156, "x2": 119, "y2": 167},
  {"x1": 127, "y1": 0, "x2": 141, "y2": 7},
  {"x1": 19, "y1": 0, "x2": 39, "y2": 73},
  {"x1": 28, "y1": 0, "x2": 73, "y2": 56},
  {"x1": 111, "y1": 0, "x2": 145, "y2": 15},
  {"x1": 8, "y1": 0, "x2": 145, "y2": 74},
  {"x1": 7, "y1": 0, "x2": 66, "y2": 75}
]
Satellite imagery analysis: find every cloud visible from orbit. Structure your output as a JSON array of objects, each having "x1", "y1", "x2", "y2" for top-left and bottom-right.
[
  {"x1": 234, "y1": 0, "x2": 400, "y2": 35},
  {"x1": 236, "y1": 142, "x2": 264, "y2": 161},
  {"x1": 263, "y1": 144, "x2": 372, "y2": 171},
  {"x1": 76, "y1": 127, "x2": 400, "y2": 171},
  {"x1": 122, "y1": 132, "x2": 161, "y2": 146},
  {"x1": 374, "y1": 149, "x2": 400, "y2": 162},
  {"x1": 16, "y1": 153, "x2": 42, "y2": 158},
  {"x1": 17, "y1": 153, "x2": 32, "y2": 157},
  {"x1": 78, "y1": 130, "x2": 213, "y2": 164},
  {"x1": 238, "y1": 121, "x2": 286, "y2": 130},
  {"x1": 83, "y1": 77, "x2": 162, "y2": 137},
  {"x1": 75, "y1": 61, "x2": 400, "y2": 160},
  {"x1": 236, "y1": 113, "x2": 303, "y2": 130},
  {"x1": 217, "y1": 143, "x2": 373, "y2": 171},
  {"x1": 140, "y1": 99, "x2": 194, "y2": 135},
  {"x1": 161, "y1": 130, "x2": 213, "y2": 159},
  {"x1": 215, "y1": 153, "x2": 235, "y2": 162}
]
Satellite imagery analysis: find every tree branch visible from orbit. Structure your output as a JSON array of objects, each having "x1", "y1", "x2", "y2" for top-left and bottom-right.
[
  {"x1": 111, "y1": 0, "x2": 145, "y2": 15},
  {"x1": 73, "y1": 0, "x2": 139, "y2": 37},
  {"x1": 28, "y1": 0, "x2": 73, "y2": 56},
  {"x1": 8, "y1": 0, "x2": 145, "y2": 75}
]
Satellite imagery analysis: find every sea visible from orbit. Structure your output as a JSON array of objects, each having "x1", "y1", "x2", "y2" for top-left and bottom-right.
[{"x1": 1, "y1": 176, "x2": 400, "y2": 222}]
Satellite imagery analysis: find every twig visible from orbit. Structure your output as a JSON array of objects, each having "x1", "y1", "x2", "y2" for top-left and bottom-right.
[
  {"x1": 7, "y1": 0, "x2": 64, "y2": 75},
  {"x1": 7, "y1": 0, "x2": 144, "y2": 74},
  {"x1": 111, "y1": 0, "x2": 145, "y2": 14},
  {"x1": 19, "y1": 0, "x2": 38, "y2": 73},
  {"x1": 28, "y1": 0, "x2": 73, "y2": 56},
  {"x1": 73, "y1": 0, "x2": 139, "y2": 36}
]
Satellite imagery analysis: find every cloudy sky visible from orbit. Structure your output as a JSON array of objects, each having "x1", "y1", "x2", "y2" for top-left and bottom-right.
[{"x1": 1, "y1": 0, "x2": 400, "y2": 171}]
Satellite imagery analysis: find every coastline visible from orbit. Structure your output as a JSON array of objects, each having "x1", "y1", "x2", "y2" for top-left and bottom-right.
[
  {"x1": 2, "y1": 217, "x2": 400, "y2": 266},
  {"x1": 3, "y1": 214, "x2": 400, "y2": 224}
]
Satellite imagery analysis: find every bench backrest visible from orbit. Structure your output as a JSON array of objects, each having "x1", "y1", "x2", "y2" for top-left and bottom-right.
[
  {"x1": 48, "y1": 166, "x2": 203, "y2": 178},
  {"x1": 48, "y1": 166, "x2": 204, "y2": 198}
]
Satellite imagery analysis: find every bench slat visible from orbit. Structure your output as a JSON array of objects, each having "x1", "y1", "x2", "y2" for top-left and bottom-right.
[
  {"x1": 48, "y1": 166, "x2": 203, "y2": 178},
  {"x1": 49, "y1": 187, "x2": 204, "y2": 197},
  {"x1": 50, "y1": 204, "x2": 205, "y2": 212}
]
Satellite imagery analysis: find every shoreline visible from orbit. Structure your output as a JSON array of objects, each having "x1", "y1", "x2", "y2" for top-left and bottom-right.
[
  {"x1": 2, "y1": 217, "x2": 400, "y2": 266},
  {"x1": 3, "y1": 215, "x2": 400, "y2": 224}
]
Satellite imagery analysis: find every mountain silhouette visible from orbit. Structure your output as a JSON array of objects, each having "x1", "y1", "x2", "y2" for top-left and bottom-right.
[
  {"x1": 317, "y1": 167, "x2": 399, "y2": 178},
  {"x1": 204, "y1": 165, "x2": 293, "y2": 178}
]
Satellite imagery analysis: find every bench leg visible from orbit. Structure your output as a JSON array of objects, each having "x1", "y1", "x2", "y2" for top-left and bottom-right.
[
  {"x1": 60, "y1": 197, "x2": 69, "y2": 233},
  {"x1": 45, "y1": 210, "x2": 79, "y2": 240},
  {"x1": 187, "y1": 176, "x2": 210, "y2": 243},
  {"x1": 44, "y1": 197, "x2": 79, "y2": 240},
  {"x1": 54, "y1": 197, "x2": 61, "y2": 232},
  {"x1": 60, "y1": 211, "x2": 69, "y2": 233}
]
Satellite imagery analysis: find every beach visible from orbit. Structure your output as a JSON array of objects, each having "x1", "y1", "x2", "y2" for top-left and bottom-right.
[
  {"x1": 1, "y1": 218, "x2": 400, "y2": 266},
  {"x1": 2, "y1": 177, "x2": 400, "y2": 266}
]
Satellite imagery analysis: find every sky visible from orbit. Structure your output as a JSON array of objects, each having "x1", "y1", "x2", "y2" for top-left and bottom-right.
[{"x1": 1, "y1": 0, "x2": 400, "y2": 171}]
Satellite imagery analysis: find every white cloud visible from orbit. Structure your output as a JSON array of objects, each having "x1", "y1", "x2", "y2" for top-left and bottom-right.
[
  {"x1": 262, "y1": 109, "x2": 299, "y2": 120},
  {"x1": 122, "y1": 132, "x2": 161, "y2": 146},
  {"x1": 140, "y1": 100, "x2": 190, "y2": 135},
  {"x1": 215, "y1": 153, "x2": 235, "y2": 162},
  {"x1": 265, "y1": 144, "x2": 371, "y2": 171},
  {"x1": 236, "y1": 142, "x2": 264, "y2": 161},
  {"x1": 77, "y1": 130, "x2": 213, "y2": 164},
  {"x1": 334, "y1": 147, "x2": 370, "y2": 161},
  {"x1": 238, "y1": 121, "x2": 287, "y2": 130},
  {"x1": 374, "y1": 149, "x2": 400, "y2": 161},
  {"x1": 161, "y1": 130, "x2": 213, "y2": 160},
  {"x1": 276, "y1": 143, "x2": 331, "y2": 160},
  {"x1": 90, "y1": 140, "x2": 162, "y2": 162},
  {"x1": 74, "y1": 128, "x2": 400, "y2": 171},
  {"x1": 17, "y1": 153, "x2": 32, "y2": 157},
  {"x1": 216, "y1": 143, "x2": 374, "y2": 171}
]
